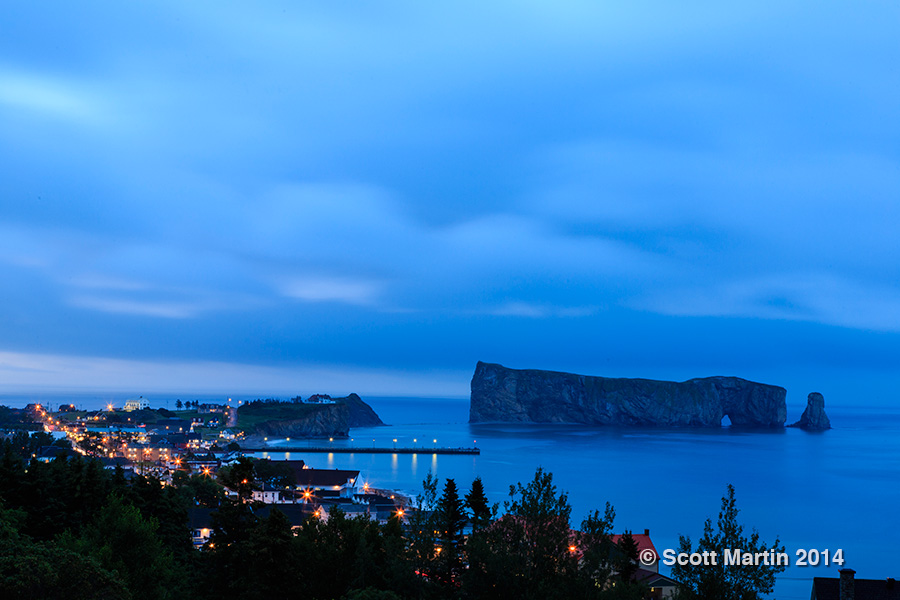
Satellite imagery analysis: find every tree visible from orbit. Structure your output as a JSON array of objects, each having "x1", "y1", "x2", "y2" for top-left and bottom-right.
[
  {"x1": 671, "y1": 484, "x2": 786, "y2": 600},
  {"x1": 407, "y1": 471, "x2": 439, "y2": 577},
  {"x1": 615, "y1": 530, "x2": 639, "y2": 584},
  {"x1": 434, "y1": 478, "x2": 467, "y2": 588},
  {"x1": 175, "y1": 400, "x2": 183, "y2": 410},
  {"x1": 217, "y1": 456, "x2": 257, "y2": 501},
  {"x1": 62, "y1": 495, "x2": 176, "y2": 600},
  {"x1": 576, "y1": 505, "x2": 617, "y2": 593},
  {"x1": 465, "y1": 467, "x2": 584, "y2": 600},
  {"x1": 464, "y1": 476, "x2": 492, "y2": 531}
]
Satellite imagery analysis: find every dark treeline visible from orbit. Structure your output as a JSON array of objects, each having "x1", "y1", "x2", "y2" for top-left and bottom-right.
[
  {"x1": 1, "y1": 431, "x2": 778, "y2": 600},
  {"x1": 0, "y1": 433, "x2": 646, "y2": 600}
]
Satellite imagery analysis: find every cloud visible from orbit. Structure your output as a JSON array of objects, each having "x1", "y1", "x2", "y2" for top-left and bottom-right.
[
  {"x1": 641, "y1": 273, "x2": 900, "y2": 333},
  {"x1": 0, "y1": 350, "x2": 469, "y2": 397},
  {"x1": 487, "y1": 302, "x2": 598, "y2": 319},
  {"x1": 67, "y1": 295, "x2": 201, "y2": 319},
  {"x1": 280, "y1": 277, "x2": 381, "y2": 306},
  {"x1": 0, "y1": 1, "x2": 898, "y2": 382},
  {"x1": 0, "y1": 67, "x2": 100, "y2": 121}
]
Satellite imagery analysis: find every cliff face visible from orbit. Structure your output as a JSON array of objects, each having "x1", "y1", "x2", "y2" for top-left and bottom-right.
[
  {"x1": 342, "y1": 393, "x2": 385, "y2": 427},
  {"x1": 242, "y1": 394, "x2": 384, "y2": 438},
  {"x1": 469, "y1": 362, "x2": 787, "y2": 428},
  {"x1": 253, "y1": 404, "x2": 351, "y2": 437},
  {"x1": 790, "y1": 392, "x2": 831, "y2": 430}
]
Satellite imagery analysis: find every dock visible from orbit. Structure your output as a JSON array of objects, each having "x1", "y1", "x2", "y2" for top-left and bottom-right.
[{"x1": 241, "y1": 446, "x2": 480, "y2": 455}]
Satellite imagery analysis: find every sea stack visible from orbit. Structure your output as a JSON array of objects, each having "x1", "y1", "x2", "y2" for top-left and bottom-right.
[{"x1": 790, "y1": 392, "x2": 831, "y2": 430}]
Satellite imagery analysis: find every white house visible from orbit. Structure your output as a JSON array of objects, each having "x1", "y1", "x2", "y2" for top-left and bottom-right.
[
  {"x1": 124, "y1": 396, "x2": 150, "y2": 412},
  {"x1": 252, "y1": 483, "x2": 285, "y2": 504}
]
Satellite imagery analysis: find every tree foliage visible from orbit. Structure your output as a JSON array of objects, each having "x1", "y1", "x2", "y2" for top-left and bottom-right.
[
  {"x1": 0, "y1": 431, "x2": 787, "y2": 600},
  {"x1": 672, "y1": 484, "x2": 786, "y2": 600}
]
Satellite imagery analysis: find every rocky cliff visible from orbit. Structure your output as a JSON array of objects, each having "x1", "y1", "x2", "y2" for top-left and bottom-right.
[
  {"x1": 789, "y1": 392, "x2": 831, "y2": 430},
  {"x1": 469, "y1": 362, "x2": 787, "y2": 428},
  {"x1": 342, "y1": 393, "x2": 385, "y2": 427},
  {"x1": 240, "y1": 394, "x2": 384, "y2": 438}
]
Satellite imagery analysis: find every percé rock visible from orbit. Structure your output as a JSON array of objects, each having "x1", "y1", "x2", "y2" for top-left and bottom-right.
[
  {"x1": 469, "y1": 362, "x2": 787, "y2": 428},
  {"x1": 247, "y1": 394, "x2": 384, "y2": 438},
  {"x1": 789, "y1": 392, "x2": 831, "y2": 431}
]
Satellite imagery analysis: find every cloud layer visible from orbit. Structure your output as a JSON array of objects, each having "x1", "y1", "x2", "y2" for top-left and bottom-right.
[{"x1": 1, "y1": 1, "x2": 898, "y2": 394}]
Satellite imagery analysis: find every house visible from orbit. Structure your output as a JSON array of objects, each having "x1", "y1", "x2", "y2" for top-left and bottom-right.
[
  {"x1": 303, "y1": 394, "x2": 336, "y2": 404},
  {"x1": 187, "y1": 507, "x2": 215, "y2": 548},
  {"x1": 98, "y1": 456, "x2": 135, "y2": 471},
  {"x1": 124, "y1": 397, "x2": 150, "y2": 412},
  {"x1": 166, "y1": 433, "x2": 189, "y2": 449},
  {"x1": 812, "y1": 569, "x2": 900, "y2": 600},
  {"x1": 183, "y1": 453, "x2": 220, "y2": 475},
  {"x1": 198, "y1": 403, "x2": 225, "y2": 414},
  {"x1": 633, "y1": 568, "x2": 679, "y2": 599},
  {"x1": 153, "y1": 418, "x2": 189, "y2": 433},
  {"x1": 35, "y1": 445, "x2": 77, "y2": 462},
  {"x1": 252, "y1": 483, "x2": 285, "y2": 504},
  {"x1": 187, "y1": 504, "x2": 319, "y2": 548},
  {"x1": 124, "y1": 442, "x2": 175, "y2": 464},
  {"x1": 294, "y1": 468, "x2": 360, "y2": 491}
]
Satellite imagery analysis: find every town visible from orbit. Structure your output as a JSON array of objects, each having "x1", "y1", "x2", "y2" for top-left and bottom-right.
[
  {"x1": 0, "y1": 399, "x2": 883, "y2": 600},
  {"x1": 20, "y1": 398, "x2": 412, "y2": 547}
]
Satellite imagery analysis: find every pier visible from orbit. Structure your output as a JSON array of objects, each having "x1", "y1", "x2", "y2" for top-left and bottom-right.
[{"x1": 241, "y1": 446, "x2": 480, "y2": 455}]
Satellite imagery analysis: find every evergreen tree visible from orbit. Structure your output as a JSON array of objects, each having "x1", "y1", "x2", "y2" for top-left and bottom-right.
[
  {"x1": 615, "y1": 530, "x2": 639, "y2": 584},
  {"x1": 464, "y1": 476, "x2": 492, "y2": 531},
  {"x1": 434, "y1": 478, "x2": 467, "y2": 589}
]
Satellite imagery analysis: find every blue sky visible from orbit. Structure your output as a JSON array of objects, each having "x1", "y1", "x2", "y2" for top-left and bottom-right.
[{"x1": 1, "y1": 1, "x2": 899, "y2": 403}]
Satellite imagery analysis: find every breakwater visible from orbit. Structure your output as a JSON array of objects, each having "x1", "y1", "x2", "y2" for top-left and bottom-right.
[{"x1": 241, "y1": 446, "x2": 480, "y2": 455}]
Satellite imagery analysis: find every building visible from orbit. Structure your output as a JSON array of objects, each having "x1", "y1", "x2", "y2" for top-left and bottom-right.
[
  {"x1": 188, "y1": 505, "x2": 318, "y2": 548},
  {"x1": 633, "y1": 569, "x2": 679, "y2": 599},
  {"x1": 124, "y1": 397, "x2": 150, "y2": 412},
  {"x1": 294, "y1": 468, "x2": 360, "y2": 491},
  {"x1": 812, "y1": 569, "x2": 900, "y2": 600},
  {"x1": 303, "y1": 394, "x2": 336, "y2": 404},
  {"x1": 252, "y1": 483, "x2": 286, "y2": 504}
]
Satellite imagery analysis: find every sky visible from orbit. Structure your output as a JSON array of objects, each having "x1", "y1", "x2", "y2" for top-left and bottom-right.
[{"x1": 1, "y1": 1, "x2": 899, "y2": 404}]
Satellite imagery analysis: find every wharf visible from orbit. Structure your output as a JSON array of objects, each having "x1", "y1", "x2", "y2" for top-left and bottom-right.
[{"x1": 242, "y1": 446, "x2": 480, "y2": 455}]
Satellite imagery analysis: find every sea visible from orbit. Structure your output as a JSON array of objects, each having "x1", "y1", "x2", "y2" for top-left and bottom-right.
[{"x1": 4, "y1": 392, "x2": 898, "y2": 600}]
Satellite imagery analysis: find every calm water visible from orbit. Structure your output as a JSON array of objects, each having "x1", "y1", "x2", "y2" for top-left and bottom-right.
[
  {"x1": 258, "y1": 397, "x2": 900, "y2": 600},
  {"x1": 6, "y1": 392, "x2": 897, "y2": 598}
]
